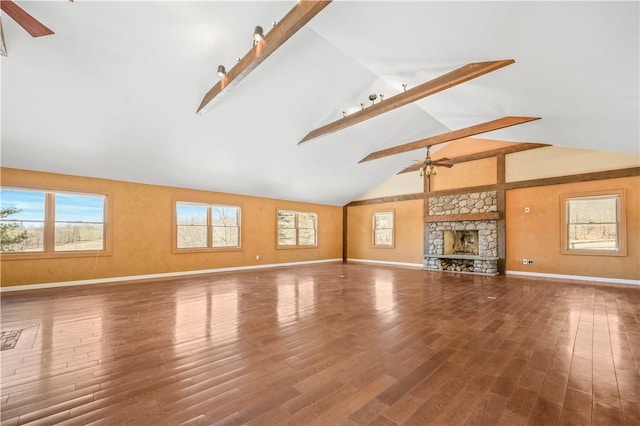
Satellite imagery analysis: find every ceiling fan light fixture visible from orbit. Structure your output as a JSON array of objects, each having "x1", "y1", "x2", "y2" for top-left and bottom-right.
[
  {"x1": 217, "y1": 65, "x2": 226, "y2": 78},
  {"x1": 420, "y1": 164, "x2": 436, "y2": 177},
  {"x1": 253, "y1": 26, "x2": 264, "y2": 42},
  {"x1": 419, "y1": 147, "x2": 437, "y2": 177}
]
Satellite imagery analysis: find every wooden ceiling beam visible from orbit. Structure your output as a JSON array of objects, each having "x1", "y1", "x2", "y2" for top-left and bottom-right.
[
  {"x1": 0, "y1": 0, "x2": 54, "y2": 37},
  {"x1": 298, "y1": 59, "x2": 516, "y2": 144},
  {"x1": 397, "y1": 142, "x2": 550, "y2": 174},
  {"x1": 197, "y1": 0, "x2": 332, "y2": 115},
  {"x1": 360, "y1": 116, "x2": 541, "y2": 163}
]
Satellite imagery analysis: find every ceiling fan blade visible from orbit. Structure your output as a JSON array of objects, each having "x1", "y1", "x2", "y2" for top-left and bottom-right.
[
  {"x1": 397, "y1": 163, "x2": 422, "y2": 175},
  {"x1": 0, "y1": 18, "x2": 7, "y2": 56},
  {"x1": 433, "y1": 162, "x2": 454, "y2": 168},
  {"x1": 0, "y1": 0, "x2": 54, "y2": 37},
  {"x1": 431, "y1": 156, "x2": 454, "y2": 168},
  {"x1": 360, "y1": 116, "x2": 541, "y2": 163}
]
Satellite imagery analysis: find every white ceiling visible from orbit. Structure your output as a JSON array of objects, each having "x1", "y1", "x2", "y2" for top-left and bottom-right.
[{"x1": 1, "y1": 1, "x2": 638, "y2": 206}]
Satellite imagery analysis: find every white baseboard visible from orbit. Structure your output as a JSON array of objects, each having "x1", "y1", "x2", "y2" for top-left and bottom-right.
[
  {"x1": 0, "y1": 258, "x2": 343, "y2": 293},
  {"x1": 346, "y1": 258, "x2": 424, "y2": 269},
  {"x1": 505, "y1": 270, "x2": 640, "y2": 286}
]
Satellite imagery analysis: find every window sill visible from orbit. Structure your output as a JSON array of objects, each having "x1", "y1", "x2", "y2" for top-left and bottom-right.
[
  {"x1": 560, "y1": 249, "x2": 627, "y2": 257},
  {"x1": 173, "y1": 247, "x2": 243, "y2": 254},
  {"x1": 1, "y1": 250, "x2": 112, "y2": 261}
]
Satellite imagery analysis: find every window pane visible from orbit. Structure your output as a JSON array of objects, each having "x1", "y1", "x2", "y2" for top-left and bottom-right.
[
  {"x1": 1, "y1": 189, "x2": 46, "y2": 252},
  {"x1": 1, "y1": 221, "x2": 44, "y2": 252},
  {"x1": 567, "y1": 196, "x2": 619, "y2": 251},
  {"x1": 375, "y1": 229, "x2": 393, "y2": 246},
  {"x1": 1, "y1": 189, "x2": 45, "y2": 221},
  {"x1": 374, "y1": 212, "x2": 393, "y2": 229},
  {"x1": 212, "y1": 207, "x2": 239, "y2": 226},
  {"x1": 177, "y1": 204, "x2": 207, "y2": 226},
  {"x1": 568, "y1": 224, "x2": 618, "y2": 250},
  {"x1": 298, "y1": 213, "x2": 316, "y2": 229},
  {"x1": 177, "y1": 225, "x2": 208, "y2": 248},
  {"x1": 278, "y1": 211, "x2": 296, "y2": 229},
  {"x1": 298, "y1": 228, "x2": 316, "y2": 245},
  {"x1": 55, "y1": 193, "x2": 105, "y2": 222},
  {"x1": 278, "y1": 229, "x2": 296, "y2": 246},
  {"x1": 568, "y1": 196, "x2": 617, "y2": 224},
  {"x1": 55, "y1": 223, "x2": 104, "y2": 251},
  {"x1": 54, "y1": 193, "x2": 105, "y2": 251},
  {"x1": 213, "y1": 226, "x2": 239, "y2": 247}
]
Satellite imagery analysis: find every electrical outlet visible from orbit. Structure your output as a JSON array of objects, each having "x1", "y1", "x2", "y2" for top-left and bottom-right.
[
  {"x1": 522, "y1": 259, "x2": 528, "y2": 264},
  {"x1": 527, "y1": 259, "x2": 534, "y2": 264}
]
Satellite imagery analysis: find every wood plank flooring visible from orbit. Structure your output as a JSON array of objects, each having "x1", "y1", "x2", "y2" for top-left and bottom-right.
[{"x1": 1, "y1": 263, "x2": 638, "y2": 425}]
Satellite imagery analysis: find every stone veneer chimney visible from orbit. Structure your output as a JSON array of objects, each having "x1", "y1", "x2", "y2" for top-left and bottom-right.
[{"x1": 424, "y1": 191, "x2": 499, "y2": 275}]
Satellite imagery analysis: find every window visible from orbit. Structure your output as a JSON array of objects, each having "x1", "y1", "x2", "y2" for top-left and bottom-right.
[
  {"x1": 373, "y1": 210, "x2": 394, "y2": 247},
  {"x1": 1, "y1": 188, "x2": 107, "y2": 254},
  {"x1": 561, "y1": 190, "x2": 626, "y2": 256},
  {"x1": 277, "y1": 210, "x2": 317, "y2": 247},
  {"x1": 176, "y1": 202, "x2": 240, "y2": 250}
]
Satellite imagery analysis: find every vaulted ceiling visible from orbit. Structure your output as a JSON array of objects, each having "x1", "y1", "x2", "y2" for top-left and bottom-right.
[{"x1": 1, "y1": 1, "x2": 638, "y2": 206}]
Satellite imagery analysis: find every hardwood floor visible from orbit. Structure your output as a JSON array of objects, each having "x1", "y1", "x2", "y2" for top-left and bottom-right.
[{"x1": 1, "y1": 262, "x2": 638, "y2": 425}]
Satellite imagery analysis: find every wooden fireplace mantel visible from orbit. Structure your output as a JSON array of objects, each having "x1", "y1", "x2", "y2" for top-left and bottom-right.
[{"x1": 425, "y1": 212, "x2": 500, "y2": 222}]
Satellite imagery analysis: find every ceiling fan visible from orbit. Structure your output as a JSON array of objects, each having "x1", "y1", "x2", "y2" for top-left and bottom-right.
[
  {"x1": 400, "y1": 146, "x2": 454, "y2": 176},
  {"x1": 0, "y1": 0, "x2": 55, "y2": 56}
]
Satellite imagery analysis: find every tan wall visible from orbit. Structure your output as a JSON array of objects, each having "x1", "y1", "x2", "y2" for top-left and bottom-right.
[
  {"x1": 429, "y1": 158, "x2": 497, "y2": 192},
  {"x1": 347, "y1": 199, "x2": 423, "y2": 264},
  {"x1": 1, "y1": 168, "x2": 343, "y2": 287},
  {"x1": 506, "y1": 176, "x2": 640, "y2": 280}
]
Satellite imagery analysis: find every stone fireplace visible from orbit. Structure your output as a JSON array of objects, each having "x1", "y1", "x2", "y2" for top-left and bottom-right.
[{"x1": 424, "y1": 190, "x2": 499, "y2": 275}]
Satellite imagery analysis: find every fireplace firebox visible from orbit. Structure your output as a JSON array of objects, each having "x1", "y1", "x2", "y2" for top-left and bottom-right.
[{"x1": 443, "y1": 230, "x2": 479, "y2": 255}]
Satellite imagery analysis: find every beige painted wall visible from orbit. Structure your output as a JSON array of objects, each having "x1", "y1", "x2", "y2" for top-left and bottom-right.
[
  {"x1": 1, "y1": 168, "x2": 343, "y2": 287},
  {"x1": 506, "y1": 176, "x2": 640, "y2": 280},
  {"x1": 355, "y1": 172, "x2": 423, "y2": 200},
  {"x1": 507, "y1": 146, "x2": 640, "y2": 182},
  {"x1": 429, "y1": 157, "x2": 497, "y2": 192},
  {"x1": 347, "y1": 199, "x2": 424, "y2": 264}
]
